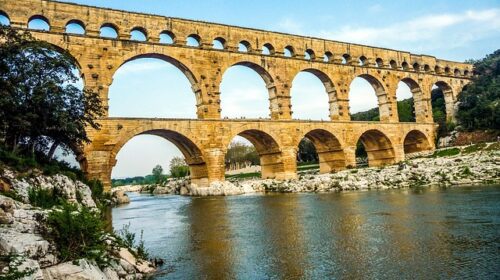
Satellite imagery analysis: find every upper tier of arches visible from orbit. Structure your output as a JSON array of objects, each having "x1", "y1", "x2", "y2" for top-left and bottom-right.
[{"x1": 0, "y1": 2, "x2": 472, "y2": 78}]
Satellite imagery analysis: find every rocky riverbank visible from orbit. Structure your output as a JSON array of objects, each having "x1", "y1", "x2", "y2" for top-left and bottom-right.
[
  {"x1": 114, "y1": 142, "x2": 499, "y2": 197},
  {"x1": 0, "y1": 168, "x2": 156, "y2": 279}
]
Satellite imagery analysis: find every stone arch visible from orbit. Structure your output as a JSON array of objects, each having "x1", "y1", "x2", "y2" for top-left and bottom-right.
[
  {"x1": 389, "y1": 60, "x2": 398, "y2": 69},
  {"x1": 0, "y1": 10, "x2": 9, "y2": 24},
  {"x1": 159, "y1": 30, "x2": 175, "y2": 44},
  {"x1": 262, "y1": 43, "x2": 274, "y2": 55},
  {"x1": 226, "y1": 129, "x2": 284, "y2": 179},
  {"x1": 100, "y1": 23, "x2": 119, "y2": 38},
  {"x1": 324, "y1": 51, "x2": 333, "y2": 62},
  {"x1": 110, "y1": 53, "x2": 201, "y2": 117},
  {"x1": 358, "y1": 56, "x2": 368, "y2": 66},
  {"x1": 284, "y1": 45, "x2": 295, "y2": 57},
  {"x1": 300, "y1": 129, "x2": 346, "y2": 173},
  {"x1": 356, "y1": 129, "x2": 396, "y2": 167},
  {"x1": 399, "y1": 77, "x2": 430, "y2": 123},
  {"x1": 186, "y1": 34, "x2": 201, "y2": 47},
  {"x1": 375, "y1": 58, "x2": 383, "y2": 67},
  {"x1": 111, "y1": 128, "x2": 208, "y2": 186},
  {"x1": 28, "y1": 15, "x2": 50, "y2": 31},
  {"x1": 433, "y1": 80, "x2": 455, "y2": 121},
  {"x1": 403, "y1": 130, "x2": 432, "y2": 155},
  {"x1": 130, "y1": 26, "x2": 147, "y2": 41},
  {"x1": 65, "y1": 19, "x2": 85, "y2": 34},
  {"x1": 213, "y1": 37, "x2": 226, "y2": 50},
  {"x1": 304, "y1": 49, "x2": 315, "y2": 60},
  {"x1": 219, "y1": 61, "x2": 276, "y2": 118},
  {"x1": 238, "y1": 40, "x2": 251, "y2": 52},
  {"x1": 349, "y1": 74, "x2": 390, "y2": 122},
  {"x1": 292, "y1": 68, "x2": 338, "y2": 120}
]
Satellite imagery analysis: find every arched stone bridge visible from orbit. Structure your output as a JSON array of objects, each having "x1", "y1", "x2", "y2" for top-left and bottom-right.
[{"x1": 1, "y1": 0, "x2": 473, "y2": 190}]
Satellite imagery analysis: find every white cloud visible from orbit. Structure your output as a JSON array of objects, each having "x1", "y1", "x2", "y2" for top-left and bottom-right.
[{"x1": 317, "y1": 9, "x2": 500, "y2": 53}]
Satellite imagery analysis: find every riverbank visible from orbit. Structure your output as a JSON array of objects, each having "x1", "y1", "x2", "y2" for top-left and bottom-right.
[
  {"x1": 113, "y1": 142, "x2": 499, "y2": 197},
  {"x1": 0, "y1": 168, "x2": 157, "y2": 279}
]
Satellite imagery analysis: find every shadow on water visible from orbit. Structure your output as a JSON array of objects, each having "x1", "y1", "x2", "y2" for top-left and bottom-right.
[{"x1": 111, "y1": 185, "x2": 500, "y2": 279}]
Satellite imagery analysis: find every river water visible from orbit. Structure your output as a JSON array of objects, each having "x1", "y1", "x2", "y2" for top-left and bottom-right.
[{"x1": 112, "y1": 186, "x2": 500, "y2": 279}]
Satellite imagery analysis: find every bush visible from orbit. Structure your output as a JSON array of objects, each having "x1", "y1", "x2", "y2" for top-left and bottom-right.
[
  {"x1": 116, "y1": 223, "x2": 150, "y2": 260},
  {"x1": 463, "y1": 143, "x2": 487, "y2": 154},
  {"x1": 40, "y1": 202, "x2": 107, "y2": 264},
  {"x1": 432, "y1": 148, "x2": 460, "y2": 157},
  {"x1": 28, "y1": 187, "x2": 65, "y2": 209}
]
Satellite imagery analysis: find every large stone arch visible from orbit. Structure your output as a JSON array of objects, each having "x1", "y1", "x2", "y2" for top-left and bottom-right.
[
  {"x1": 110, "y1": 127, "x2": 208, "y2": 186},
  {"x1": 219, "y1": 61, "x2": 277, "y2": 119},
  {"x1": 433, "y1": 81, "x2": 455, "y2": 122},
  {"x1": 356, "y1": 129, "x2": 396, "y2": 167},
  {"x1": 399, "y1": 77, "x2": 431, "y2": 123},
  {"x1": 298, "y1": 129, "x2": 346, "y2": 173},
  {"x1": 109, "y1": 52, "x2": 203, "y2": 117},
  {"x1": 349, "y1": 73, "x2": 392, "y2": 122},
  {"x1": 224, "y1": 128, "x2": 285, "y2": 179},
  {"x1": 291, "y1": 68, "x2": 340, "y2": 121},
  {"x1": 403, "y1": 130, "x2": 432, "y2": 155}
]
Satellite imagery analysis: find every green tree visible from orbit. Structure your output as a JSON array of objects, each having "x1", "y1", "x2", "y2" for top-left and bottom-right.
[
  {"x1": 0, "y1": 25, "x2": 104, "y2": 156},
  {"x1": 297, "y1": 138, "x2": 318, "y2": 163},
  {"x1": 225, "y1": 141, "x2": 259, "y2": 169},
  {"x1": 152, "y1": 164, "x2": 164, "y2": 184},
  {"x1": 169, "y1": 157, "x2": 189, "y2": 178},
  {"x1": 456, "y1": 49, "x2": 500, "y2": 130}
]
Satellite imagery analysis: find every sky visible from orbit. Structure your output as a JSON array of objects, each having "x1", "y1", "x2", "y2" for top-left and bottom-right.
[{"x1": 14, "y1": 0, "x2": 499, "y2": 178}]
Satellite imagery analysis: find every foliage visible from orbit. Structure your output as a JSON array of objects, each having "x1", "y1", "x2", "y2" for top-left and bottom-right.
[
  {"x1": 397, "y1": 98, "x2": 416, "y2": 122},
  {"x1": 225, "y1": 141, "x2": 259, "y2": 169},
  {"x1": 116, "y1": 223, "x2": 150, "y2": 260},
  {"x1": 169, "y1": 157, "x2": 189, "y2": 178},
  {"x1": 40, "y1": 202, "x2": 107, "y2": 264},
  {"x1": 0, "y1": 25, "x2": 104, "y2": 156},
  {"x1": 0, "y1": 254, "x2": 35, "y2": 280},
  {"x1": 297, "y1": 138, "x2": 318, "y2": 163},
  {"x1": 152, "y1": 165, "x2": 164, "y2": 184},
  {"x1": 28, "y1": 187, "x2": 65, "y2": 209},
  {"x1": 351, "y1": 107, "x2": 380, "y2": 121},
  {"x1": 462, "y1": 143, "x2": 487, "y2": 154},
  {"x1": 432, "y1": 148, "x2": 460, "y2": 157},
  {"x1": 112, "y1": 175, "x2": 157, "y2": 187},
  {"x1": 226, "y1": 172, "x2": 261, "y2": 180},
  {"x1": 355, "y1": 141, "x2": 367, "y2": 158},
  {"x1": 456, "y1": 49, "x2": 500, "y2": 131}
]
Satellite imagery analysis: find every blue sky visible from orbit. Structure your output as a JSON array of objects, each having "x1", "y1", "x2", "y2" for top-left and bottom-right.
[{"x1": 41, "y1": 0, "x2": 500, "y2": 178}]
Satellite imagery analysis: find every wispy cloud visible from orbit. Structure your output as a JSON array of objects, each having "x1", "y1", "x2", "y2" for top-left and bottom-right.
[{"x1": 317, "y1": 9, "x2": 500, "y2": 53}]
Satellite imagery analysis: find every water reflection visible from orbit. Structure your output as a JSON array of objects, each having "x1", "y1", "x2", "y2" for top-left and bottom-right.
[{"x1": 112, "y1": 186, "x2": 500, "y2": 279}]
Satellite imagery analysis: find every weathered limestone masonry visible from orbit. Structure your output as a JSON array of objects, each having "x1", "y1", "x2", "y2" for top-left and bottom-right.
[{"x1": 0, "y1": 0, "x2": 473, "y2": 190}]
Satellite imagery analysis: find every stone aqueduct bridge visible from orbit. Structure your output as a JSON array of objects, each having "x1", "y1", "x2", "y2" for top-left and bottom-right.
[{"x1": 1, "y1": 0, "x2": 473, "y2": 190}]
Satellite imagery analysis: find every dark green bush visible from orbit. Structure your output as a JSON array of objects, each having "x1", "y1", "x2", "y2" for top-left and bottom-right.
[
  {"x1": 41, "y1": 202, "x2": 107, "y2": 264},
  {"x1": 432, "y1": 148, "x2": 460, "y2": 157},
  {"x1": 28, "y1": 187, "x2": 65, "y2": 209}
]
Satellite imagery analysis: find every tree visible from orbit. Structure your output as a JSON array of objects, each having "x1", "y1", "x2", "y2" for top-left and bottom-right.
[
  {"x1": 225, "y1": 141, "x2": 259, "y2": 170},
  {"x1": 297, "y1": 138, "x2": 318, "y2": 163},
  {"x1": 456, "y1": 49, "x2": 500, "y2": 131},
  {"x1": 152, "y1": 165, "x2": 164, "y2": 184},
  {"x1": 169, "y1": 157, "x2": 189, "y2": 178},
  {"x1": 0, "y1": 25, "x2": 104, "y2": 156}
]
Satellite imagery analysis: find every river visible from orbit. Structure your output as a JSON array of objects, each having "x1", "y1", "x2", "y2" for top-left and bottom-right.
[{"x1": 112, "y1": 185, "x2": 500, "y2": 279}]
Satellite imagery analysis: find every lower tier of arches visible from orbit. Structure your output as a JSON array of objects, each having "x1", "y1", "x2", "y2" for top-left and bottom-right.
[{"x1": 82, "y1": 118, "x2": 436, "y2": 191}]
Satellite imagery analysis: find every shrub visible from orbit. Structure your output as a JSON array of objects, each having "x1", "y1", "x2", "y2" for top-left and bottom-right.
[
  {"x1": 463, "y1": 143, "x2": 487, "y2": 154},
  {"x1": 40, "y1": 202, "x2": 107, "y2": 264},
  {"x1": 116, "y1": 223, "x2": 150, "y2": 260},
  {"x1": 28, "y1": 187, "x2": 65, "y2": 209},
  {"x1": 0, "y1": 254, "x2": 35, "y2": 279},
  {"x1": 432, "y1": 148, "x2": 460, "y2": 157}
]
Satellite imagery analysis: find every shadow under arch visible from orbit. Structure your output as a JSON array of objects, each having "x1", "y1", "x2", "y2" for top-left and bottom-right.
[
  {"x1": 292, "y1": 68, "x2": 339, "y2": 120},
  {"x1": 349, "y1": 74, "x2": 390, "y2": 122},
  {"x1": 357, "y1": 129, "x2": 396, "y2": 167},
  {"x1": 399, "y1": 77, "x2": 429, "y2": 123},
  {"x1": 110, "y1": 128, "x2": 208, "y2": 186},
  {"x1": 300, "y1": 129, "x2": 346, "y2": 173},
  {"x1": 403, "y1": 130, "x2": 432, "y2": 154},
  {"x1": 227, "y1": 129, "x2": 284, "y2": 179}
]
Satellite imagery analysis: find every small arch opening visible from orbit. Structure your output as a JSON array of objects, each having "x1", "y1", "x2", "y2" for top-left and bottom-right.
[
  {"x1": 454, "y1": 68, "x2": 461, "y2": 76},
  {"x1": 0, "y1": 11, "x2": 10, "y2": 26},
  {"x1": 413, "y1": 63, "x2": 420, "y2": 72},
  {"x1": 130, "y1": 27, "x2": 147, "y2": 41},
  {"x1": 28, "y1": 15, "x2": 50, "y2": 31},
  {"x1": 186, "y1": 34, "x2": 201, "y2": 47},
  {"x1": 434, "y1": 65, "x2": 442, "y2": 74},
  {"x1": 323, "y1": 51, "x2": 333, "y2": 62},
  {"x1": 238, "y1": 40, "x2": 251, "y2": 52},
  {"x1": 65, "y1": 19, "x2": 85, "y2": 35},
  {"x1": 262, "y1": 43, "x2": 274, "y2": 55},
  {"x1": 100, "y1": 23, "x2": 118, "y2": 39},
  {"x1": 304, "y1": 49, "x2": 315, "y2": 61},
  {"x1": 444, "y1": 67, "x2": 451, "y2": 74},
  {"x1": 401, "y1": 62, "x2": 409, "y2": 71},
  {"x1": 284, "y1": 45, "x2": 294, "y2": 57},
  {"x1": 159, "y1": 31, "x2": 175, "y2": 44},
  {"x1": 424, "y1": 64, "x2": 431, "y2": 72},
  {"x1": 342, "y1": 54, "x2": 351, "y2": 64},
  {"x1": 375, "y1": 58, "x2": 383, "y2": 68},
  {"x1": 389, "y1": 60, "x2": 398, "y2": 69},
  {"x1": 212, "y1": 37, "x2": 226, "y2": 50},
  {"x1": 358, "y1": 56, "x2": 367, "y2": 66}
]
